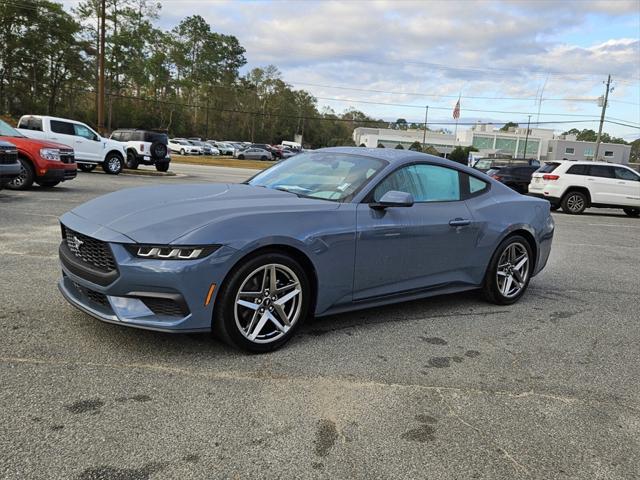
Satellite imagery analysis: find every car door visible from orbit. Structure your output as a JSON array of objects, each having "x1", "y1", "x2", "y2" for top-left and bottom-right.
[
  {"x1": 353, "y1": 163, "x2": 478, "y2": 301},
  {"x1": 586, "y1": 165, "x2": 618, "y2": 204},
  {"x1": 73, "y1": 123, "x2": 102, "y2": 162},
  {"x1": 48, "y1": 119, "x2": 77, "y2": 152},
  {"x1": 613, "y1": 167, "x2": 640, "y2": 206}
]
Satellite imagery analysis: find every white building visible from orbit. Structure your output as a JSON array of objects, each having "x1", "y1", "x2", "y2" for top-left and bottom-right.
[{"x1": 353, "y1": 124, "x2": 629, "y2": 163}]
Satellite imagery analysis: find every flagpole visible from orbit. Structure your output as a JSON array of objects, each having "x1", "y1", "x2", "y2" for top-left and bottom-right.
[{"x1": 453, "y1": 93, "x2": 461, "y2": 142}]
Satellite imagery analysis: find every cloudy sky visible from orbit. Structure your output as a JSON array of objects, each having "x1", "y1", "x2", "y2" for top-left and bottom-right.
[{"x1": 64, "y1": 0, "x2": 640, "y2": 139}]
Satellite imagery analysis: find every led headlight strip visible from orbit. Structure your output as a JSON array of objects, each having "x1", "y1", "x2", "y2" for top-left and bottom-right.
[{"x1": 128, "y1": 245, "x2": 220, "y2": 260}]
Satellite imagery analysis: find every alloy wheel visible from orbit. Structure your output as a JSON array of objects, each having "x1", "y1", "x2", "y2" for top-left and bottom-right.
[
  {"x1": 566, "y1": 194, "x2": 584, "y2": 213},
  {"x1": 10, "y1": 163, "x2": 28, "y2": 188},
  {"x1": 496, "y1": 242, "x2": 530, "y2": 299},
  {"x1": 234, "y1": 263, "x2": 303, "y2": 344}
]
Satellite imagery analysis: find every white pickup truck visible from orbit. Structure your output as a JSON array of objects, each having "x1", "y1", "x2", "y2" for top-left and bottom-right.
[{"x1": 16, "y1": 115, "x2": 126, "y2": 174}]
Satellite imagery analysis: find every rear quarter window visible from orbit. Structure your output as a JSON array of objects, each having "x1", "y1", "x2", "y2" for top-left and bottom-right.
[
  {"x1": 538, "y1": 162, "x2": 560, "y2": 173},
  {"x1": 566, "y1": 164, "x2": 590, "y2": 175}
]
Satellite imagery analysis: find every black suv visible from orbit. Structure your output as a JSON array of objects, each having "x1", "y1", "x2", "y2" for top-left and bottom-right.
[
  {"x1": 110, "y1": 129, "x2": 171, "y2": 172},
  {"x1": 486, "y1": 165, "x2": 539, "y2": 194},
  {"x1": 0, "y1": 140, "x2": 20, "y2": 190}
]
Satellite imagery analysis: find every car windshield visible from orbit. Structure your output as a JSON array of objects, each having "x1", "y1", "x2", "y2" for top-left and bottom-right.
[
  {"x1": 0, "y1": 119, "x2": 24, "y2": 137},
  {"x1": 248, "y1": 152, "x2": 387, "y2": 202},
  {"x1": 474, "y1": 159, "x2": 492, "y2": 170}
]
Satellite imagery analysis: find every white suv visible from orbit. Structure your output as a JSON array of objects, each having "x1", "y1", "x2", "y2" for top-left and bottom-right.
[
  {"x1": 529, "y1": 161, "x2": 640, "y2": 216},
  {"x1": 110, "y1": 129, "x2": 171, "y2": 172},
  {"x1": 17, "y1": 115, "x2": 126, "y2": 174}
]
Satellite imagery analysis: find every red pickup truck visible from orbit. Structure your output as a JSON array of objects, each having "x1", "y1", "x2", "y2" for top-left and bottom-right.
[{"x1": 0, "y1": 119, "x2": 77, "y2": 189}]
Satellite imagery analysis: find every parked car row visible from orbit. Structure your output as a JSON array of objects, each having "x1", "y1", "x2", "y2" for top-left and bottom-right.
[{"x1": 471, "y1": 157, "x2": 640, "y2": 217}]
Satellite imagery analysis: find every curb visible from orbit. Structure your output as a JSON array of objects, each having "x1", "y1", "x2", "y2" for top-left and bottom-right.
[{"x1": 122, "y1": 169, "x2": 176, "y2": 177}]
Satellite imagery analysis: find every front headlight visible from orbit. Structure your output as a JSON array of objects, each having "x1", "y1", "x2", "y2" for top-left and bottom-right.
[
  {"x1": 40, "y1": 148, "x2": 61, "y2": 161},
  {"x1": 127, "y1": 245, "x2": 220, "y2": 260}
]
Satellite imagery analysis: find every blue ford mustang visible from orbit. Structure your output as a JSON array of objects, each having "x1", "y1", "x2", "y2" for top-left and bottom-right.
[{"x1": 58, "y1": 147, "x2": 554, "y2": 351}]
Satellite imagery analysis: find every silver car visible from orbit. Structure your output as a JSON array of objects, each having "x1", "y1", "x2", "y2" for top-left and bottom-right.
[{"x1": 236, "y1": 147, "x2": 272, "y2": 161}]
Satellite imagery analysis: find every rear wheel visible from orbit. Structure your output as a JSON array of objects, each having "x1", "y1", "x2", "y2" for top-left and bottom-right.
[
  {"x1": 623, "y1": 207, "x2": 640, "y2": 218},
  {"x1": 482, "y1": 235, "x2": 532, "y2": 305},
  {"x1": 213, "y1": 252, "x2": 310, "y2": 352},
  {"x1": 125, "y1": 151, "x2": 139, "y2": 169},
  {"x1": 238, "y1": 154, "x2": 245, "y2": 160},
  {"x1": 180, "y1": 148, "x2": 186, "y2": 155},
  {"x1": 102, "y1": 153, "x2": 123, "y2": 175},
  {"x1": 549, "y1": 204, "x2": 559, "y2": 211},
  {"x1": 78, "y1": 164, "x2": 96, "y2": 172},
  {"x1": 6, "y1": 158, "x2": 34, "y2": 190},
  {"x1": 561, "y1": 191, "x2": 587, "y2": 215},
  {"x1": 155, "y1": 162, "x2": 170, "y2": 172},
  {"x1": 261, "y1": 156, "x2": 267, "y2": 161}
]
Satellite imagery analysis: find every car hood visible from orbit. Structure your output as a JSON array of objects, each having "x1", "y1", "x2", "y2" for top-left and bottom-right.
[
  {"x1": 66, "y1": 183, "x2": 339, "y2": 244},
  {"x1": 0, "y1": 135, "x2": 73, "y2": 151}
]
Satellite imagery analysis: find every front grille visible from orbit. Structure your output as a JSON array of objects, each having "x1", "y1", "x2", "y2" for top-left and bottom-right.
[
  {"x1": 60, "y1": 149, "x2": 75, "y2": 164},
  {"x1": 62, "y1": 225, "x2": 117, "y2": 272},
  {"x1": 141, "y1": 297, "x2": 188, "y2": 317},
  {"x1": 73, "y1": 282, "x2": 109, "y2": 307},
  {"x1": 0, "y1": 147, "x2": 18, "y2": 165},
  {"x1": 64, "y1": 169, "x2": 77, "y2": 180}
]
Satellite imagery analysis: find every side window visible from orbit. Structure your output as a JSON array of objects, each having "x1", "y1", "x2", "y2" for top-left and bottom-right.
[
  {"x1": 567, "y1": 164, "x2": 589, "y2": 175},
  {"x1": 74, "y1": 124, "x2": 97, "y2": 140},
  {"x1": 469, "y1": 175, "x2": 489, "y2": 195},
  {"x1": 374, "y1": 164, "x2": 461, "y2": 203},
  {"x1": 111, "y1": 132, "x2": 121, "y2": 141},
  {"x1": 604, "y1": 151, "x2": 614, "y2": 158},
  {"x1": 588, "y1": 165, "x2": 614, "y2": 178},
  {"x1": 50, "y1": 120, "x2": 75, "y2": 135},
  {"x1": 614, "y1": 167, "x2": 640, "y2": 181}
]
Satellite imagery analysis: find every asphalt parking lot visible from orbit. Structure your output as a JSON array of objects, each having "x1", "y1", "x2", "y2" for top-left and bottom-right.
[{"x1": 1, "y1": 163, "x2": 639, "y2": 480}]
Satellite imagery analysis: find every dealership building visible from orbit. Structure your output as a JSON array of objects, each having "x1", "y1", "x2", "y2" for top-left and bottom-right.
[{"x1": 353, "y1": 123, "x2": 631, "y2": 163}]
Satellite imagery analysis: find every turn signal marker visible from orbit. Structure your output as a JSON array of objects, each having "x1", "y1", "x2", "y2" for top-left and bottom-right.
[{"x1": 204, "y1": 283, "x2": 217, "y2": 306}]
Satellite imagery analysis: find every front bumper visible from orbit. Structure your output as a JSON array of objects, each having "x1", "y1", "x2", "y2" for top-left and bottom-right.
[
  {"x1": 57, "y1": 220, "x2": 238, "y2": 333},
  {"x1": 38, "y1": 164, "x2": 77, "y2": 182}
]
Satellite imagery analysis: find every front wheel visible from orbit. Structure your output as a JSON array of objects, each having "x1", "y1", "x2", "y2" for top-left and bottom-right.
[
  {"x1": 6, "y1": 158, "x2": 34, "y2": 190},
  {"x1": 561, "y1": 191, "x2": 587, "y2": 214},
  {"x1": 482, "y1": 235, "x2": 533, "y2": 305},
  {"x1": 102, "y1": 154, "x2": 123, "y2": 175},
  {"x1": 623, "y1": 207, "x2": 640, "y2": 218},
  {"x1": 213, "y1": 252, "x2": 310, "y2": 352},
  {"x1": 125, "y1": 151, "x2": 139, "y2": 169},
  {"x1": 238, "y1": 154, "x2": 245, "y2": 160}
]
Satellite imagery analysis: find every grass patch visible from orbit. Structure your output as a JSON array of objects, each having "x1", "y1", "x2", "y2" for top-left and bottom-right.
[{"x1": 170, "y1": 155, "x2": 274, "y2": 170}]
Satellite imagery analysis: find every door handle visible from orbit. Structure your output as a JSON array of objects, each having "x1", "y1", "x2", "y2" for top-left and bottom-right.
[
  {"x1": 617, "y1": 181, "x2": 625, "y2": 184},
  {"x1": 449, "y1": 218, "x2": 471, "y2": 227}
]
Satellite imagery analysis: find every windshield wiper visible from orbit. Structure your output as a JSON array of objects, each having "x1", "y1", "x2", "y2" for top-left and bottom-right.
[{"x1": 272, "y1": 186, "x2": 302, "y2": 197}]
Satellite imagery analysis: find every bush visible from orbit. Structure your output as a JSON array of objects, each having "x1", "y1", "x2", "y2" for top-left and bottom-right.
[
  {"x1": 377, "y1": 143, "x2": 385, "y2": 148},
  {"x1": 395, "y1": 144, "x2": 404, "y2": 149},
  {"x1": 409, "y1": 141, "x2": 423, "y2": 152}
]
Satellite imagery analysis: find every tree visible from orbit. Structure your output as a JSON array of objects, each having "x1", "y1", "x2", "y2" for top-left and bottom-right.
[
  {"x1": 409, "y1": 141, "x2": 423, "y2": 152},
  {"x1": 448, "y1": 146, "x2": 478, "y2": 164},
  {"x1": 423, "y1": 146, "x2": 441, "y2": 156},
  {"x1": 395, "y1": 118, "x2": 408, "y2": 130},
  {"x1": 630, "y1": 138, "x2": 640, "y2": 163},
  {"x1": 561, "y1": 128, "x2": 628, "y2": 145},
  {"x1": 500, "y1": 122, "x2": 518, "y2": 131}
]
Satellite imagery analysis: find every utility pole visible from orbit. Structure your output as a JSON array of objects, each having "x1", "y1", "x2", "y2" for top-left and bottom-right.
[
  {"x1": 97, "y1": 0, "x2": 106, "y2": 134},
  {"x1": 522, "y1": 115, "x2": 531, "y2": 160},
  {"x1": 594, "y1": 74, "x2": 611, "y2": 161},
  {"x1": 422, "y1": 105, "x2": 429, "y2": 149}
]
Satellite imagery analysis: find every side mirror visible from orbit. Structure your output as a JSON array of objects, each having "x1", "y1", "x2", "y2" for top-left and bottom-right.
[{"x1": 370, "y1": 190, "x2": 414, "y2": 209}]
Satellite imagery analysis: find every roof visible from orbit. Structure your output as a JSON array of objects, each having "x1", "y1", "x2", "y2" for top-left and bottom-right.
[{"x1": 547, "y1": 160, "x2": 630, "y2": 167}]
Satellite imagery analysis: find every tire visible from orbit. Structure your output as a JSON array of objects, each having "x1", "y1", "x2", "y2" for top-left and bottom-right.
[
  {"x1": 150, "y1": 141, "x2": 167, "y2": 159},
  {"x1": 37, "y1": 181, "x2": 60, "y2": 188},
  {"x1": 6, "y1": 158, "x2": 34, "y2": 190},
  {"x1": 561, "y1": 190, "x2": 587, "y2": 215},
  {"x1": 155, "y1": 162, "x2": 170, "y2": 172},
  {"x1": 549, "y1": 204, "x2": 559, "y2": 211},
  {"x1": 213, "y1": 252, "x2": 310, "y2": 352},
  {"x1": 482, "y1": 235, "x2": 533, "y2": 305},
  {"x1": 125, "y1": 151, "x2": 139, "y2": 170},
  {"x1": 180, "y1": 149, "x2": 186, "y2": 156},
  {"x1": 261, "y1": 156, "x2": 267, "y2": 161},
  {"x1": 102, "y1": 153, "x2": 123, "y2": 175},
  {"x1": 78, "y1": 164, "x2": 96, "y2": 172},
  {"x1": 623, "y1": 208, "x2": 640, "y2": 218},
  {"x1": 238, "y1": 154, "x2": 245, "y2": 160}
]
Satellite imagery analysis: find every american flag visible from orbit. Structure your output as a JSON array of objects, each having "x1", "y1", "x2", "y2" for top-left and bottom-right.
[{"x1": 452, "y1": 97, "x2": 461, "y2": 119}]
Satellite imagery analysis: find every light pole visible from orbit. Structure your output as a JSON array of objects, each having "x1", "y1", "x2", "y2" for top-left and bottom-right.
[
  {"x1": 594, "y1": 74, "x2": 612, "y2": 161},
  {"x1": 422, "y1": 105, "x2": 428, "y2": 150},
  {"x1": 522, "y1": 115, "x2": 531, "y2": 160}
]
